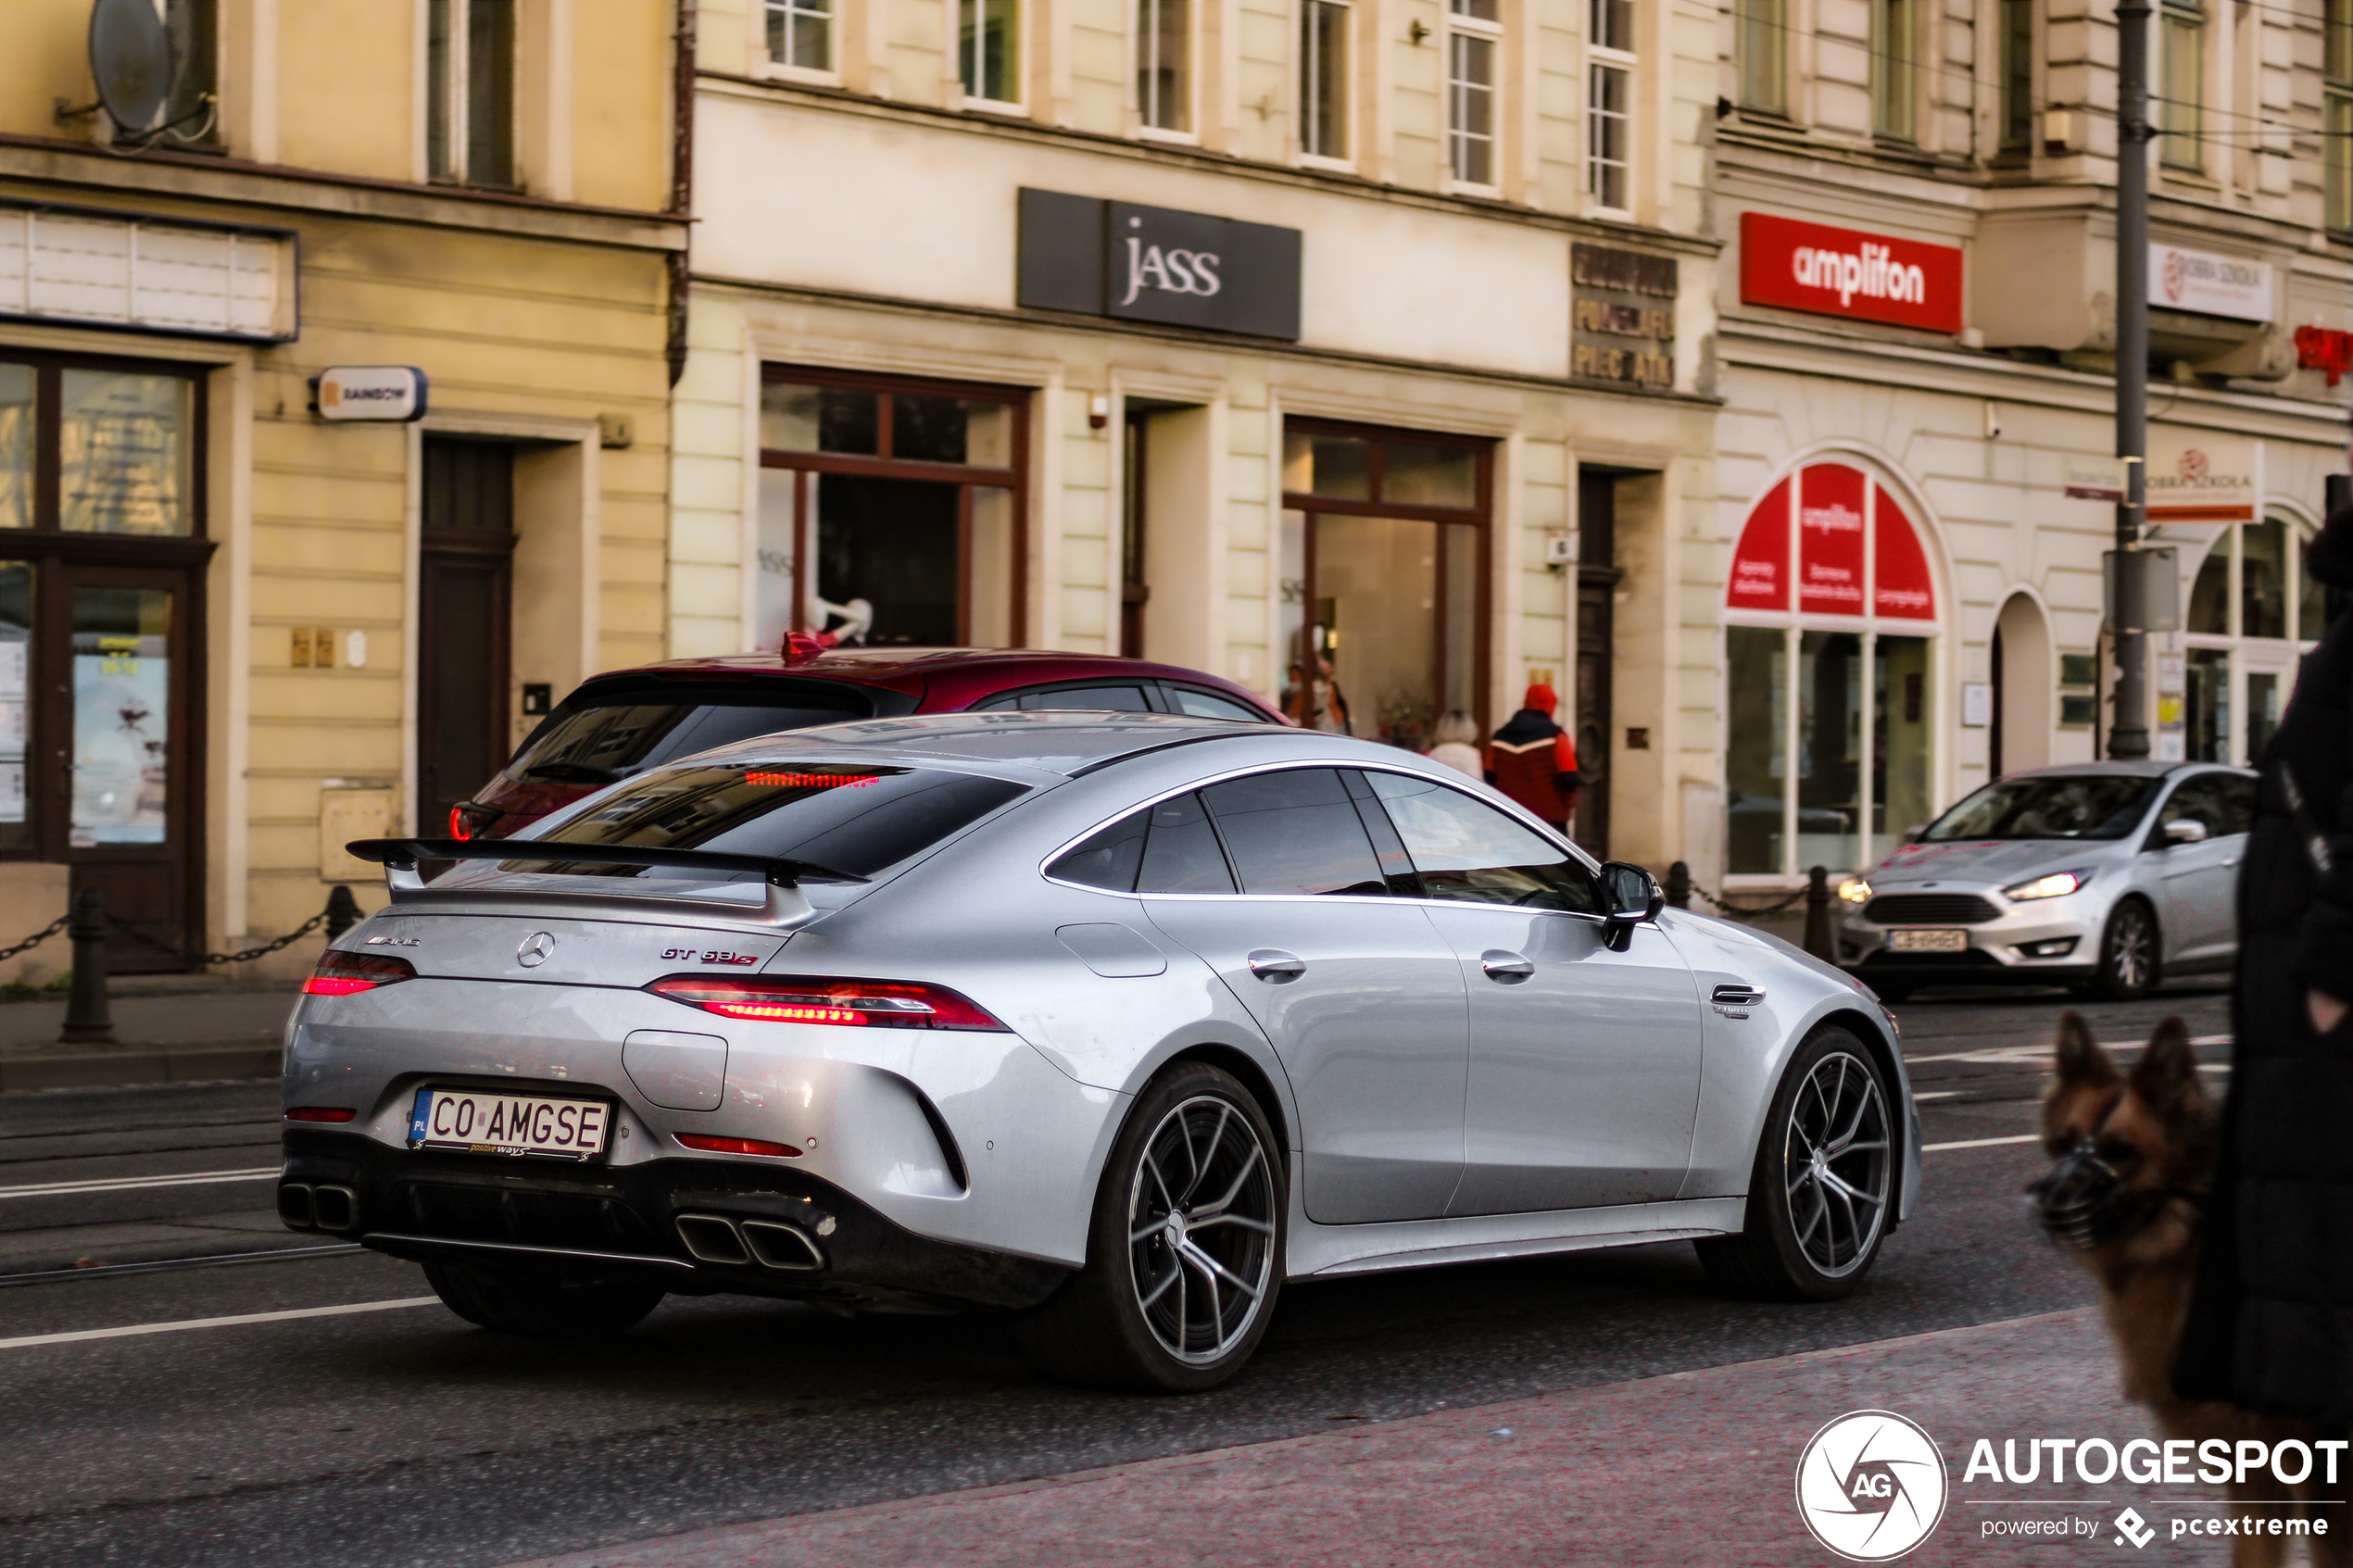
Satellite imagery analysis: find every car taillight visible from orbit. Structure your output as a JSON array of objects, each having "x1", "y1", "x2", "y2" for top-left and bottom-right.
[
  {"x1": 286, "y1": 1107, "x2": 358, "y2": 1123},
  {"x1": 303, "y1": 951, "x2": 417, "y2": 996},
  {"x1": 675, "y1": 1134, "x2": 800, "y2": 1159},
  {"x1": 448, "y1": 804, "x2": 473, "y2": 841},
  {"x1": 646, "y1": 975, "x2": 1008, "y2": 1032}
]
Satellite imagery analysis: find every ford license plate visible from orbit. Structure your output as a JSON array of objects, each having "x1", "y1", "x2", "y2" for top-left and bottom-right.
[
  {"x1": 1886, "y1": 929, "x2": 1968, "y2": 954},
  {"x1": 409, "y1": 1088, "x2": 610, "y2": 1160}
]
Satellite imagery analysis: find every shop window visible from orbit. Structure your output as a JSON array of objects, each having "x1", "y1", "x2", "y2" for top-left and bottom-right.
[
  {"x1": 1279, "y1": 421, "x2": 1488, "y2": 750},
  {"x1": 59, "y1": 371, "x2": 195, "y2": 536},
  {"x1": 0, "y1": 366, "x2": 30, "y2": 532},
  {"x1": 766, "y1": 0, "x2": 833, "y2": 72},
  {"x1": 959, "y1": 0, "x2": 1021, "y2": 106},
  {"x1": 758, "y1": 370, "x2": 1026, "y2": 651},
  {"x1": 1871, "y1": 0, "x2": 1915, "y2": 141},
  {"x1": 2158, "y1": 0, "x2": 2203, "y2": 170},
  {"x1": 1449, "y1": 0, "x2": 1501, "y2": 188},
  {"x1": 1138, "y1": 0, "x2": 1189, "y2": 133},
  {"x1": 2331, "y1": 0, "x2": 2353, "y2": 229},
  {"x1": 1998, "y1": 0, "x2": 2034, "y2": 152},
  {"x1": 2180, "y1": 517, "x2": 2322, "y2": 764},
  {"x1": 1301, "y1": 0, "x2": 1350, "y2": 159},
  {"x1": 428, "y1": 0, "x2": 517, "y2": 187},
  {"x1": 0, "y1": 561, "x2": 26, "y2": 849},
  {"x1": 1723, "y1": 463, "x2": 1940, "y2": 880},
  {"x1": 1735, "y1": 0, "x2": 1785, "y2": 115},
  {"x1": 1587, "y1": 1, "x2": 1632, "y2": 208}
]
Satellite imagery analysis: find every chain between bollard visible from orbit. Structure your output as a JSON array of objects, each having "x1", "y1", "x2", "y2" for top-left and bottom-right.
[
  {"x1": 98, "y1": 885, "x2": 361, "y2": 966},
  {"x1": 0, "y1": 913, "x2": 70, "y2": 965}
]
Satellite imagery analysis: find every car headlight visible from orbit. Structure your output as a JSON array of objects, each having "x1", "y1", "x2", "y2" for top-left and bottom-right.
[
  {"x1": 1838, "y1": 877, "x2": 1872, "y2": 904},
  {"x1": 2003, "y1": 869, "x2": 2093, "y2": 901}
]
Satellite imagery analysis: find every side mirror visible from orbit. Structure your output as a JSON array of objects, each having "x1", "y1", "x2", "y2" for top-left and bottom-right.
[
  {"x1": 1901, "y1": 823, "x2": 1927, "y2": 845},
  {"x1": 1599, "y1": 861, "x2": 1665, "y2": 949},
  {"x1": 2163, "y1": 818, "x2": 2208, "y2": 845}
]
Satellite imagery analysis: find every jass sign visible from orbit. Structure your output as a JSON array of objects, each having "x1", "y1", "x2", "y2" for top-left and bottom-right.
[{"x1": 1016, "y1": 189, "x2": 1302, "y2": 340}]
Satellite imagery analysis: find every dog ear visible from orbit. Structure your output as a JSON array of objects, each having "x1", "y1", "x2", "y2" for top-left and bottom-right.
[
  {"x1": 2054, "y1": 1010, "x2": 2120, "y2": 1089},
  {"x1": 2130, "y1": 1015, "x2": 2208, "y2": 1123}
]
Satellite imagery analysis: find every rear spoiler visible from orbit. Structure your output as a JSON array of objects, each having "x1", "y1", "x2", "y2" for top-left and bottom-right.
[{"x1": 344, "y1": 838, "x2": 866, "y2": 928}]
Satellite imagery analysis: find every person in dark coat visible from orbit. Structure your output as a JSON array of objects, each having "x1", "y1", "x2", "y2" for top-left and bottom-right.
[
  {"x1": 2176, "y1": 506, "x2": 2353, "y2": 1418},
  {"x1": 1485, "y1": 683, "x2": 1580, "y2": 832}
]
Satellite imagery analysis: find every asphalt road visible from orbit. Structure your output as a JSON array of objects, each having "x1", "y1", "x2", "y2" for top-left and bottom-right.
[{"x1": 0, "y1": 978, "x2": 2233, "y2": 1568}]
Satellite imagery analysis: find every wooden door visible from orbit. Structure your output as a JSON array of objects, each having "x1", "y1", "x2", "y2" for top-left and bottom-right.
[{"x1": 418, "y1": 440, "x2": 515, "y2": 834}]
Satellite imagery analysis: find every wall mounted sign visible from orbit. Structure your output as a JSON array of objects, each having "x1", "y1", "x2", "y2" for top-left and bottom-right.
[
  {"x1": 2151, "y1": 244, "x2": 2272, "y2": 323},
  {"x1": 1739, "y1": 212, "x2": 1965, "y2": 334},
  {"x1": 2145, "y1": 430, "x2": 2255, "y2": 522},
  {"x1": 1727, "y1": 463, "x2": 1938, "y2": 621},
  {"x1": 309, "y1": 366, "x2": 429, "y2": 422},
  {"x1": 1570, "y1": 243, "x2": 1677, "y2": 391},
  {"x1": 1015, "y1": 189, "x2": 1302, "y2": 340},
  {"x1": 0, "y1": 200, "x2": 297, "y2": 343}
]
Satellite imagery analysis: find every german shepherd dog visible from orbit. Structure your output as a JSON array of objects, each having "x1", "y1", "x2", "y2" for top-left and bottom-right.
[{"x1": 2036, "y1": 1011, "x2": 2349, "y2": 1563}]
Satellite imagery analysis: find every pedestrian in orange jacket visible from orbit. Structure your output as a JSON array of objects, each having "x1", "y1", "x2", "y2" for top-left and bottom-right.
[{"x1": 1485, "y1": 684, "x2": 1580, "y2": 832}]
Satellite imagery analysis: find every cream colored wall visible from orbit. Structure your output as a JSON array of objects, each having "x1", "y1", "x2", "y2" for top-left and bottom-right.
[
  {"x1": 0, "y1": 4, "x2": 93, "y2": 141},
  {"x1": 274, "y1": 1, "x2": 419, "y2": 178}
]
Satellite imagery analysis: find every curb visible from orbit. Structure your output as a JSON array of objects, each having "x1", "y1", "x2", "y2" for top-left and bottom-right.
[{"x1": 0, "y1": 1039, "x2": 282, "y2": 1093}]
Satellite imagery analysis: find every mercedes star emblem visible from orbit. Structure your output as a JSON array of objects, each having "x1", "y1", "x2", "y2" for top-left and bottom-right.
[{"x1": 516, "y1": 932, "x2": 556, "y2": 968}]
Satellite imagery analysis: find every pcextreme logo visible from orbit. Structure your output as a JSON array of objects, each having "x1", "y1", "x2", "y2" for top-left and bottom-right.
[{"x1": 1796, "y1": 1411, "x2": 1949, "y2": 1561}]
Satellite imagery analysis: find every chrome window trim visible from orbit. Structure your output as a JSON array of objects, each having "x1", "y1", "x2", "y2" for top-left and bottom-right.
[{"x1": 1036, "y1": 758, "x2": 1605, "y2": 919}]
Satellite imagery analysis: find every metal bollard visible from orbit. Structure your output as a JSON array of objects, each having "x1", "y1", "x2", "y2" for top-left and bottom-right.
[
  {"x1": 58, "y1": 886, "x2": 115, "y2": 1045},
  {"x1": 1803, "y1": 865, "x2": 1834, "y2": 960},
  {"x1": 323, "y1": 884, "x2": 363, "y2": 942},
  {"x1": 1665, "y1": 860, "x2": 1691, "y2": 910}
]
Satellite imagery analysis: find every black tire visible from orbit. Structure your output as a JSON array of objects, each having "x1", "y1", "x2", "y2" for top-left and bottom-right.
[
  {"x1": 1013, "y1": 1062, "x2": 1285, "y2": 1393},
  {"x1": 422, "y1": 1261, "x2": 665, "y2": 1340},
  {"x1": 1696, "y1": 1026, "x2": 1895, "y2": 1302},
  {"x1": 2089, "y1": 898, "x2": 2161, "y2": 1002}
]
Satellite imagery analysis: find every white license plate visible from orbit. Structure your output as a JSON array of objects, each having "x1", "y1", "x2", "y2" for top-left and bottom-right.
[
  {"x1": 1886, "y1": 929, "x2": 1969, "y2": 954},
  {"x1": 408, "y1": 1089, "x2": 610, "y2": 1160}
]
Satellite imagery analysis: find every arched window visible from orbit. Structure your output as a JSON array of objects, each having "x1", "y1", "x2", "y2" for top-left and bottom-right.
[
  {"x1": 2180, "y1": 515, "x2": 2329, "y2": 762},
  {"x1": 1724, "y1": 462, "x2": 1939, "y2": 880}
]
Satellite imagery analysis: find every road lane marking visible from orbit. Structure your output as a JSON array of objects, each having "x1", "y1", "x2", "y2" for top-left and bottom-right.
[
  {"x1": 0, "y1": 1297, "x2": 438, "y2": 1351},
  {"x1": 0, "y1": 1168, "x2": 277, "y2": 1199},
  {"x1": 1924, "y1": 1134, "x2": 2040, "y2": 1152},
  {"x1": 1906, "y1": 1035, "x2": 2229, "y2": 1067},
  {"x1": 1912, "y1": 1090, "x2": 1962, "y2": 1100}
]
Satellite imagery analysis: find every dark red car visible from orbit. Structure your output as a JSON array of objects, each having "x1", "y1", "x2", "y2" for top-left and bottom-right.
[{"x1": 450, "y1": 646, "x2": 1287, "y2": 839}]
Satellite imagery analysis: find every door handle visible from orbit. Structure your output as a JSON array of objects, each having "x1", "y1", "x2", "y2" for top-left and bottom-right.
[
  {"x1": 1479, "y1": 950, "x2": 1535, "y2": 983},
  {"x1": 1246, "y1": 948, "x2": 1305, "y2": 983}
]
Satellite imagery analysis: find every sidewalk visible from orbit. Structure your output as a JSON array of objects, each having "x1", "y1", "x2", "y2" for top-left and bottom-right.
[
  {"x1": 503, "y1": 1308, "x2": 2258, "y2": 1568},
  {"x1": 0, "y1": 978, "x2": 292, "y2": 1091}
]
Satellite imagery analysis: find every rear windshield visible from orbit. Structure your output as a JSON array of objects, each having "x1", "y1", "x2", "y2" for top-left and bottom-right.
[
  {"x1": 522, "y1": 764, "x2": 1026, "y2": 878},
  {"x1": 495, "y1": 684, "x2": 875, "y2": 789},
  {"x1": 1919, "y1": 775, "x2": 2159, "y2": 843}
]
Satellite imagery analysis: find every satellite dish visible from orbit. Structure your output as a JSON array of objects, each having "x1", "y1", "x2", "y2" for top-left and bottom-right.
[{"x1": 88, "y1": 0, "x2": 171, "y2": 133}]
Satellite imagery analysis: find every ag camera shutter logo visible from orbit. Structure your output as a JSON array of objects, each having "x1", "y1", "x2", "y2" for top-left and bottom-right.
[{"x1": 1795, "y1": 1411, "x2": 1948, "y2": 1561}]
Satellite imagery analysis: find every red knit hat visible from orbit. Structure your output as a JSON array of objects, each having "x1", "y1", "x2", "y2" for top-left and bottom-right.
[{"x1": 1523, "y1": 683, "x2": 1558, "y2": 713}]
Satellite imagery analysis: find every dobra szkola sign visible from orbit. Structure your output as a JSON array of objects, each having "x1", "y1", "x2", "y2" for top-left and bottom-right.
[{"x1": 1016, "y1": 189, "x2": 1302, "y2": 340}]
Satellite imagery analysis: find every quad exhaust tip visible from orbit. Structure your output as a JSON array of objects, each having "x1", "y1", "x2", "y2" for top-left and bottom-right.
[
  {"x1": 675, "y1": 1213, "x2": 825, "y2": 1273},
  {"x1": 277, "y1": 1182, "x2": 360, "y2": 1233}
]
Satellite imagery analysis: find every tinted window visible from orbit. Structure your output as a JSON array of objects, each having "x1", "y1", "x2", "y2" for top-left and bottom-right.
[
  {"x1": 1050, "y1": 809, "x2": 1150, "y2": 892},
  {"x1": 1365, "y1": 771, "x2": 1597, "y2": 913},
  {"x1": 1920, "y1": 775, "x2": 2159, "y2": 842},
  {"x1": 2158, "y1": 775, "x2": 2233, "y2": 838},
  {"x1": 975, "y1": 684, "x2": 1154, "y2": 713},
  {"x1": 499, "y1": 685, "x2": 870, "y2": 787},
  {"x1": 1200, "y1": 769, "x2": 1386, "y2": 897},
  {"x1": 529, "y1": 764, "x2": 1026, "y2": 878},
  {"x1": 1168, "y1": 686, "x2": 1266, "y2": 722},
  {"x1": 2219, "y1": 775, "x2": 2257, "y2": 835},
  {"x1": 1138, "y1": 793, "x2": 1236, "y2": 893}
]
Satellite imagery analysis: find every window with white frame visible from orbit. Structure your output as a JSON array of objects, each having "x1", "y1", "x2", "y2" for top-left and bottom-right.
[
  {"x1": 427, "y1": 0, "x2": 516, "y2": 187},
  {"x1": 1588, "y1": 0, "x2": 1633, "y2": 211},
  {"x1": 1735, "y1": 0, "x2": 1785, "y2": 115},
  {"x1": 1138, "y1": 0, "x2": 1190, "y2": 132},
  {"x1": 1870, "y1": 0, "x2": 1914, "y2": 141},
  {"x1": 1447, "y1": 1, "x2": 1500, "y2": 187},
  {"x1": 2158, "y1": 0, "x2": 2203, "y2": 170},
  {"x1": 766, "y1": 0, "x2": 833, "y2": 72},
  {"x1": 1301, "y1": 0, "x2": 1349, "y2": 160},
  {"x1": 2181, "y1": 518, "x2": 2338, "y2": 764},
  {"x1": 1998, "y1": 0, "x2": 2033, "y2": 152},
  {"x1": 2329, "y1": 0, "x2": 2353, "y2": 228},
  {"x1": 960, "y1": 0, "x2": 1021, "y2": 105}
]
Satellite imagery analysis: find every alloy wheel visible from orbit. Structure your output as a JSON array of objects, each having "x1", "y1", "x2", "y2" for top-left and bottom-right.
[
  {"x1": 2108, "y1": 905, "x2": 2153, "y2": 994},
  {"x1": 1125, "y1": 1094, "x2": 1278, "y2": 1364},
  {"x1": 1780, "y1": 1052, "x2": 1891, "y2": 1277}
]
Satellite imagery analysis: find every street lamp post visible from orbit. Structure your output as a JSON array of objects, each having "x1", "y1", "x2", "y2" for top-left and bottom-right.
[{"x1": 2110, "y1": 0, "x2": 2154, "y2": 760}]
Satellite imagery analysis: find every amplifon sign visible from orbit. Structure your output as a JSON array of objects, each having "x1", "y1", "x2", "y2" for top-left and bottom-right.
[
  {"x1": 1016, "y1": 189, "x2": 1302, "y2": 340},
  {"x1": 1740, "y1": 212, "x2": 1965, "y2": 334},
  {"x1": 1728, "y1": 463, "x2": 1937, "y2": 621}
]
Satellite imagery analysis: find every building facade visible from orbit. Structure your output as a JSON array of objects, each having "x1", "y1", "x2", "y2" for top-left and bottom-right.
[
  {"x1": 671, "y1": 0, "x2": 1728, "y2": 867},
  {"x1": 0, "y1": 0, "x2": 681, "y2": 979},
  {"x1": 1708, "y1": 0, "x2": 2353, "y2": 904}
]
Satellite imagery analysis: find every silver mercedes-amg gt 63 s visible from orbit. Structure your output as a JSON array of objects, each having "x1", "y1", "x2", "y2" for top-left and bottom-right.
[{"x1": 284, "y1": 712, "x2": 1919, "y2": 1391}]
